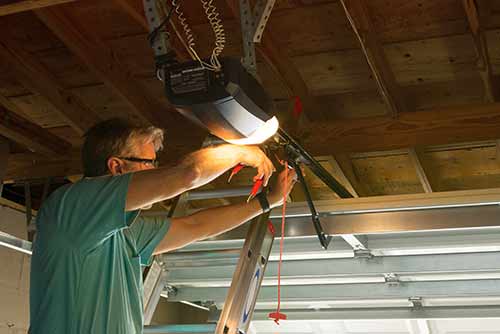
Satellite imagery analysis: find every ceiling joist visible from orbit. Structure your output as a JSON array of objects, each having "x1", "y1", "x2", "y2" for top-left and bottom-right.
[
  {"x1": 324, "y1": 156, "x2": 360, "y2": 198},
  {"x1": 303, "y1": 103, "x2": 500, "y2": 155},
  {"x1": 0, "y1": 103, "x2": 71, "y2": 156},
  {"x1": 0, "y1": 39, "x2": 99, "y2": 135},
  {"x1": 340, "y1": 0, "x2": 406, "y2": 118},
  {"x1": 408, "y1": 148, "x2": 433, "y2": 193},
  {"x1": 0, "y1": 0, "x2": 75, "y2": 16},
  {"x1": 462, "y1": 0, "x2": 497, "y2": 102},
  {"x1": 332, "y1": 153, "x2": 370, "y2": 197}
]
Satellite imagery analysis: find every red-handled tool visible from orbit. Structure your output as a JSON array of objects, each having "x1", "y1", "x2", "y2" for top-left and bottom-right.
[
  {"x1": 228, "y1": 163, "x2": 265, "y2": 203},
  {"x1": 246, "y1": 178, "x2": 263, "y2": 203},
  {"x1": 227, "y1": 163, "x2": 245, "y2": 184}
]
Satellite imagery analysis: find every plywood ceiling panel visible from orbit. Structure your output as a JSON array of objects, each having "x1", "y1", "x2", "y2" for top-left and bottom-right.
[
  {"x1": 479, "y1": 0, "x2": 500, "y2": 30},
  {"x1": 268, "y1": 2, "x2": 358, "y2": 56},
  {"x1": 486, "y1": 30, "x2": 500, "y2": 74},
  {"x1": 47, "y1": 126, "x2": 83, "y2": 147},
  {"x1": 8, "y1": 94, "x2": 68, "y2": 128},
  {"x1": 293, "y1": 49, "x2": 377, "y2": 95},
  {"x1": 313, "y1": 91, "x2": 388, "y2": 120},
  {"x1": 69, "y1": 84, "x2": 140, "y2": 123},
  {"x1": 405, "y1": 78, "x2": 486, "y2": 111},
  {"x1": 351, "y1": 154, "x2": 423, "y2": 196},
  {"x1": 0, "y1": 12, "x2": 64, "y2": 53},
  {"x1": 421, "y1": 146, "x2": 500, "y2": 192},
  {"x1": 0, "y1": 70, "x2": 29, "y2": 97},
  {"x1": 35, "y1": 47, "x2": 102, "y2": 89},
  {"x1": 385, "y1": 34, "x2": 478, "y2": 85},
  {"x1": 52, "y1": 0, "x2": 145, "y2": 41},
  {"x1": 367, "y1": 0, "x2": 469, "y2": 43}
]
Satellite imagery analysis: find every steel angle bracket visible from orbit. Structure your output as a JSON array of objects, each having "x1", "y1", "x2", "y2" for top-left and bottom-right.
[
  {"x1": 239, "y1": 0, "x2": 258, "y2": 76},
  {"x1": 252, "y1": 0, "x2": 277, "y2": 43},
  {"x1": 238, "y1": 0, "x2": 276, "y2": 76},
  {"x1": 143, "y1": 0, "x2": 171, "y2": 57},
  {"x1": 143, "y1": 0, "x2": 177, "y2": 78},
  {"x1": 215, "y1": 212, "x2": 275, "y2": 334}
]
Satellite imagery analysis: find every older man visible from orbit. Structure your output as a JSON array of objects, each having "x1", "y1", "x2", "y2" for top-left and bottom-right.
[{"x1": 29, "y1": 118, "x2": 295, "y2": 334}]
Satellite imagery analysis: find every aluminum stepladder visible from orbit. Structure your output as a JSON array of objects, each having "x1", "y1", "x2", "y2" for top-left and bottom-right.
[
  {"x1": 143, "y1": 205, "x2": 275, "y2": 334},
  {"x1": 214, "y1": 212, "x2": 275, "y2": 334}
]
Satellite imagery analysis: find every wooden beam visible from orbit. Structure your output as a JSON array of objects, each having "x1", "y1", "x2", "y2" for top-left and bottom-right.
[
  {"x1": 225, "y1": 0, "x2": 315, "y2": 120},
  {"x1": 0, "y1": 103, "x2": 71, "y2": 156},
  {"x1": 0, "y1": 39, "x2": 99, "y2": 135},
  {"x1": 0, "y1": 137, "x2": 8, "y2": 194},
  {"x1": 340, "y1": 0, "x2": 405, "y2": 118},
  {"x1": 34, "y1": 6, "x2": 176, "y2": 127},
  {"x1": 12, "y1": 101, "x2": 500, "y2": 180},
  {"x1": 0, "y1": 196, "x2": 37, "y2": 215},
  {"x1": 5, "y1": 140, "x2": 200, "y2": 180},
  {"x1": 462, "y1": 0, "x2": 497, "y2": 102},
  {"x1": 332, "y1": 153, "x2": 370, "y2": 197},
  {"x1": 4, "y1": 151, "x2": 81, "y2": 182},
  {"x1": 324, "y1": 156, "x2": 359, "y2": 197},
  {"x1": 301, "y1": 103, "x2": 500, "y2": 155},
  {"x1": 408, "y1": 148, "x2": 433, "y2": 193},
  {"x1": 0, "y1": 0, "x2": 74, "y2": 16},
  {"x1": 112, "y1": 0, "x2": 191, "y2": 61}
]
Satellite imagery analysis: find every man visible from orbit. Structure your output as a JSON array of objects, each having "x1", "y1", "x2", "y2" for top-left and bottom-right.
[{"x1": 29, "y1": 118, "x2": 296, "y2": 334}]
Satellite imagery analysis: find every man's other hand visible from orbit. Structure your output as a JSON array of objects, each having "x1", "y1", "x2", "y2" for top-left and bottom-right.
[{"x1": 268, "y1": 167, "x2": 297, "y2": 207}]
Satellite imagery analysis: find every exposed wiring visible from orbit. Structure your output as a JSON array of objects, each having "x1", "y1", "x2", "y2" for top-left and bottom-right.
[
  {"x1": 171, "y1": 0, "x2": 196, "y2": 52},
  {"x1": 200, "y1": 0, "x2": 226, "y2": 70},
  {"x1": 167, "y1": 0, "x2": 225, "y2": 71},
  {"x1": 148, "y1": 0, "x2": 226, "y2": 71}
]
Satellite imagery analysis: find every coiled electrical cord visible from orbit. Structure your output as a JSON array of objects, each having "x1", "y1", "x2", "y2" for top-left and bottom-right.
[
  {"x1": 170, "y1": 0, "x2": 225, "y2": 71},
  {"x1": 200, "y1": 0, "x2": 226, "y2": 70}
]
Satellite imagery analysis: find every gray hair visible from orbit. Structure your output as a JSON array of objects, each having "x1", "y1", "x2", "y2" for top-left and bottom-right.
[{"x1": 82, "y1": 118, "x2": 164, "y2": 177}]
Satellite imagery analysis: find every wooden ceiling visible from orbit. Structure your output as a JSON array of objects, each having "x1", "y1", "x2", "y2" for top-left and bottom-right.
[{"x1": 1, "y1": 0, "x2": 500, "y2": 203}]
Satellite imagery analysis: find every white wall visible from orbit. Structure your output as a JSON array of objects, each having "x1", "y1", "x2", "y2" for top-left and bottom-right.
[{"x1": 0, "y1": 206, "x2": 30, "y2": 334}]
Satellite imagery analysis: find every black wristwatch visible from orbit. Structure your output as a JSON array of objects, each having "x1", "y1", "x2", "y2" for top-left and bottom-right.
[{"x1": 256, "y1": 191, "x2": 271, "y2": 214}]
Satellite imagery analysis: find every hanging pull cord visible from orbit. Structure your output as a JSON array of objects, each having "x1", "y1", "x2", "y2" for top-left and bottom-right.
[{"x1": 268, "y1": 162, "x2": 288, "y2": 325}]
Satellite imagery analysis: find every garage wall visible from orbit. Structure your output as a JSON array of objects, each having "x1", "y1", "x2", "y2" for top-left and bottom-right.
[{"x1": 0, "y1": 206, "x2": 30, "y2": 334}]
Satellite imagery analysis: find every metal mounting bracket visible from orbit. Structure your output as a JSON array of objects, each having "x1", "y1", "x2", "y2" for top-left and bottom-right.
[
  {"x1": 409, "y1": 297, "x2": 424, "y2": 309},
  {"x1": 239, "y1": 0, "x2": 258, "y2": 76},
  {"x1": 143, "y1": 0, "x2": 171, "y2": 58},
  {"x1": 238, "y1": 0, "x2": 276, "y2": 76},
  {"x1": 384, "y1": 273, "x2": 400, "y2": 286},
  {"x1": 354, "y1": 248, "x2": 373, "y2": 259},
  {"x1": 252, "y1": 0, "x2": 277, "y2": 43}
]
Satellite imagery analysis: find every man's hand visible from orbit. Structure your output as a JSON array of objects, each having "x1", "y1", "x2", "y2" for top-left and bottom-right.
[
  {"x1": 233, "y1": 145, "x2": 276, "y2": 186},
  {"x1": 268, "y1": 167, "x2": 297, "y2": 208}
]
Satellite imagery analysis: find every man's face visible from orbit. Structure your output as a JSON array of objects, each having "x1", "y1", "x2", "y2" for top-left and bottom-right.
[{"x1": 108, "y1": 141, "x2": 158, "y2": 175}]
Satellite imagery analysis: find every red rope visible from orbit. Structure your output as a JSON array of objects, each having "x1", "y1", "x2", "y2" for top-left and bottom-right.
[{"x1": 268, "y1": 162, "x2": 288, "y2": 325}]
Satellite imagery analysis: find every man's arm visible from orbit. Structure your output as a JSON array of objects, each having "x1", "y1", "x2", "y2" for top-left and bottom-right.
[
  {"x1": 153, "y1": 168, "x2": 296, "y2": 254},
  {"x1": 125, "y1": 145, "x2": 275, "y2": 211}
]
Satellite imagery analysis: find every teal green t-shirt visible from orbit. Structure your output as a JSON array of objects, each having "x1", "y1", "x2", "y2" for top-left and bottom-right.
[{"x1": 29, "y1": 174, "x2": 170, "y2": 334}]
